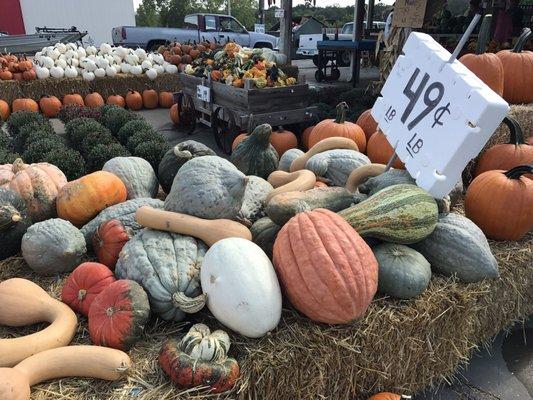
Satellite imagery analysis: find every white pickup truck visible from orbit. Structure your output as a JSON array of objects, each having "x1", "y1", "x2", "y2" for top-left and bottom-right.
[{"x1": 113, "y1": 13, "x2": 278, "y2": 51}]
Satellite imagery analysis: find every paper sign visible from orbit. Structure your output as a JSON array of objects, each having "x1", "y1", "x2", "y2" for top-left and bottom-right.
[
  {"x1": 196, "y1": 85, "x2": 211, "y2": 102},
  {"x1": 372, "y1": 32, "x2": 509, "y2": 198},
  {"x1": 392, "y1": 0, "x2": 428, "y2": 28},
  {"x1": 254, "y1": 24, "x2": 266, "y2": 34},
  {"x1": 275, "y1": 8, "x2": 284, "y2": 18}
]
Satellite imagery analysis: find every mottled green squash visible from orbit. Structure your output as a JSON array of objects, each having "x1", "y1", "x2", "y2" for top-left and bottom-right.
[
  {"x1": 338, "y1": 184, "x2": 438, "y2": 244},
  {"x1": 266, "y1": 187, "x2": 366, "y2": 226},
  {"x1": 0, "y1": 188, "x2": 32, "y2": 260},
  {"x1": 373, "y1": 243, "x2": 431, "y2": 299},
  {"x1": 230, "y1": 124, "x2": 279, "y2": 179},
  {"x1": 103, "y1": 157, "x2": 159, "y2": 199},
  {"x1": 305, "y1": 149, "x2": 370, "y2": 186},
  {"x1": 250, "y1": 217, "x2": 281, "y2": 259},
  {"x1": 411, "y1": 213, "x2": 499, "y2": 283},
  {"x1": 237, "y1": 176, "x2": 273, "y2": 226},
  {"x1": 278, "y1": 148, "x2": 304, "y2": 172},
  {"x1": 358, "y1": 169, "x2": 415, "y2": 195}
]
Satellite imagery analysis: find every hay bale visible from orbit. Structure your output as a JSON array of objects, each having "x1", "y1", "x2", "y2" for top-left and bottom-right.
[
  {"x1": 0, "y1": 80, "x2": 23, "y2": 104},
  {"x1": 0, "y1": 202, "x2": 531, "y2": 400},
  {"x1": 19, "y1": 78, "x2": 92, "y2": 101}
]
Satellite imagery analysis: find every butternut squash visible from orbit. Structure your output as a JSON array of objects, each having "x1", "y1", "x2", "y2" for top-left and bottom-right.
[
  {"x1": 266, "y1": 170, "x2": 316, "y2": 202},
  {"x1": 0, "y1": 346, "x2": 131, "y2": 400},
  {"x1": 0, "y1": 278, "x2": 78, "y2": 367},
  {"x1": 135, "y1": 206, "x2": 252, "y2": 246},
  {"x1": 345, "y1": 163, "x2": 386, "y2": 193},
  {"x1": 289, "y1": 137, "x2": 359, "y2": 172}
]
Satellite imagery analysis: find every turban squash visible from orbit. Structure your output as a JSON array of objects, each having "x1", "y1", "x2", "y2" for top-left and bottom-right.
[{"x1": 273, "y1": 208, "x2": 378, "y2": 324}]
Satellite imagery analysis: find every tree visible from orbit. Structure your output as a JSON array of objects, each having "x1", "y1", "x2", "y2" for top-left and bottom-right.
[
  {"x1": 231, "y1": 0, "x2": 258, "y2": 29},
  {"x1": 136, "y1": 0, "x2": 160, "y2": 27}
]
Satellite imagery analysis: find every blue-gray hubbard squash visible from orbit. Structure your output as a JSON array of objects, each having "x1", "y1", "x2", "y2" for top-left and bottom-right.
[
  {"x1": 250, "y1": 217, "x2": 281, "y2": 259},
  {"x1": 164, "y1": 156, "x2": 248, "y2": 220},
  {"x1": 237, "y1": 176, "x2": 273, "y2": 226},
  {"x1": 0, "y1": 188, "x2": 32, "y2": 260},
  {"x1": 306, "y1": 149, "x2": 370, "y2": 186},
  {"x1": 102, "y1": 157, "x2": 159, "y2": 199},
  {"x1": 115, "y1": 228, "x2": 207, "y2": 321},
  {"x1": 278, "y1": 148, "x2": 304, "y2": 172}
]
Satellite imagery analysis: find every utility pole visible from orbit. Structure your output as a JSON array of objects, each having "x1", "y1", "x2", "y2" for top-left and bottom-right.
[
  {"x1": 258, "y1": 0, "x2": 264, "y2": 24},
  {"x1": 279, "y1": 0, "x2": 292, "y2": 63},
  {"x1": 228, "y1": 0, "x2": 231, "y2": 16}
]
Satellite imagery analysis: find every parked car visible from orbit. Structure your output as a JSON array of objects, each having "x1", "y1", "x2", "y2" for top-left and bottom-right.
[{"x1": 113, "y1": 13, "x2": 279, "y2": 51}]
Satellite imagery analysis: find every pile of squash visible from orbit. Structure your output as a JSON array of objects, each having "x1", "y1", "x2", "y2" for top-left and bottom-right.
[{"x1": 0, "y1": 54, "x2": 35, "y2": 81}]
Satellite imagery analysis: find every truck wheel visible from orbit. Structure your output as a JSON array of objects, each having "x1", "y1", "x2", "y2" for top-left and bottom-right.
[
  {"x1": 332, "y1": 69, "x2": 341, "y2": 80},
  {"x1": 338, "y1": 51, "x2": 351, "y2": 67},
  {"x1": 315, "y1": 70, "x2": 324, "y2": 82},
  {"x1": 177, "y1": 93, "x2": 197, "y2": 135},
  {"x1": 312, "y1": 55, "x2": 319, "y2": 67},
  {"x1": 212, "y1": 107, "x2": 238, "y2": 155}
]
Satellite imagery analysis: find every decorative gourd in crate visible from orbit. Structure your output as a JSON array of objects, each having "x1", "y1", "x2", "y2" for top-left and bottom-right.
[
  {"x1": 412, "y1": 213, "x2": 499, "y2": 282},
  {"x1": 159, "y1": 324, "x2": 240, "y2": 393},
  {"x1": 230, "y1": 124, "x2": 279, "y2": 179},
  {"x1": 115, "y1": 229, "x2": 207, "y2": 321},
  {"x1": 273, "y1": 209, "x2": 378, "y2": 324},
  {"x1": 200, "y1": 238, "x2": 282, "y2": 338},
  {"x1": 338, "y1": 184, "x2": 438, "y2": 244},
  {"x1": 465, "y1": 165, "x2": 533, "y2": 241},
  {"x1": 305, "y1": 149, "x2": 370, "y2": 186},
  {"x1": 103, "y1": 156, "x2": 159, "y2": 199},
  {"x1": 165, "y1": 156, "x2": 248, "y2": 220},
  {"x1": 0, "y1": 188, "x2": 32, "y2": 261}
]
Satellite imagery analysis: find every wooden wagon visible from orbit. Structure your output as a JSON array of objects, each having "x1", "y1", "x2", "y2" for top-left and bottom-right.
[{"x1": 176, "y1": 73, "x2": 319, "y2": 154}]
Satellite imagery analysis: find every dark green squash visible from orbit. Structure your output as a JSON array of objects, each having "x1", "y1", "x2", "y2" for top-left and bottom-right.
[
  {"x1": 358, "y1": 169, "x2": 415, "y2": 195},
  {"x1": 230, "y1": 124, "x2": 279, "y2": 179},
  {"x1": 0, "y1": 188, "x2": 32, "y2": 260},
  {"x1": 158, "y1": 140, "x2": 216, "y2": 194},
  {"x1": 250, "y1": 217, "x2": 281, "y2": 259}
]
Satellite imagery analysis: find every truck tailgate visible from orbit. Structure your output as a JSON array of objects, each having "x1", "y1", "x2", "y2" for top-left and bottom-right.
[{"x1": 112, "y1": 27, "x2": 124, "y2": 45}]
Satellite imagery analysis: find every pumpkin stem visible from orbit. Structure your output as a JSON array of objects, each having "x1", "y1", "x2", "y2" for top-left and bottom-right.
[
  {"x1": 503, "y1": 165, "x2": 533, "y2": 179},
  {"x1": 334, "y1": 102, "x2": 349, "y2": 124},
  {"x1": 11, "y1": 212, "x2": 22, "y2": 222},
  {"x1": 503, "y1": 116, "x2": 525, "y2": 146},
  {"x1": 512, "y1": 28, "x2": 531, "y2": 53},
  {"x1": 172, "y1": 291, "x2": 206, "y2": 313},
  {"x1": 11, "y1": 158, "x2": 26, "y2": 174},
  {"x1": 78, "y1": 289, "x2": 87, "y2": 301},
  {"x1": 476, "y1": 15, "x2": 492, "y2": 55}
]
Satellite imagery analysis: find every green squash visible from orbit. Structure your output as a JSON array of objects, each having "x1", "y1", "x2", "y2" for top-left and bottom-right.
[
  {"x1": 358, "y1": 169, "x2": 415, "y2": 195},
  {"x1": 230, "y1": 124, "x2": 279, "y2": 179},
  {"x1": 0, "y1": 188, "x2": 32, "y2": 260},
  {"x1": 338, "y1": 184, "x2": 438, "y2": 244},
  {"x1": 103, "y1": 156, "x2": 159, "y2": 199},
  {"x1": 306, "y1": 149, "x2": 370, "y2": 186},
  {"x1": 250, "y1": 217, "x2": 281, "y2": 259},
  {"x1": 278, "y1": 148, "x2": 304, "y2": 172},
  {"x1": 237, "y1": 176, "x2": 273, "y2": 226},
  {"x1": 373, "y1": 243, "x2": 431, "y2": 299},
  {"x1": 411, "y1": 213, "x2": 499, "y2": 283}
]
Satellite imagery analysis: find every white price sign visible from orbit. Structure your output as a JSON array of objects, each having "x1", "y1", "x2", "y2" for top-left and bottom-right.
[
  {"x1": 196, "y1": 84, "x2": 211, "y2": 102},
  {"x1": 372, "y1": 32, "x2": 509, "y2": 198},
  {"x1": 254, "y1": 24, "x2": 265, "y2": 34},
  {"x1": 275, "y1": 8, "x2": 284, "y2": 18}
]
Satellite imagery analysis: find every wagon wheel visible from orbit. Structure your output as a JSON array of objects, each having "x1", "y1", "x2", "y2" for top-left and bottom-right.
[
  {"x1": 177, "y1": 93, "x2": 197, "y2": 135},
  {"x1": 212, "y1": 106, "x2": 238, "y2": 155}
]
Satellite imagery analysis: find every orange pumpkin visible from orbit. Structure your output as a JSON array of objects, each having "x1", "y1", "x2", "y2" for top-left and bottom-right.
[
  {"x1": 12, "y1": 98, "x2": 39, "y2": 113},
  {"x1": 366, "y1": 130, "x2": 405, "y2": 169},
  {"x1": 170, "y1": 103, "x2": 180, "y2": 125},
  {"x1": 459, "y1": 15, "x2": 504, "y2": 96},
  {"x1": 56, "y1": 171, "x2": 128, "y2": 226},
  {"x1": 17, "y1": 57, "x2": 32, "y2": 72},
  {"x1": 126, "y1": 90, "x2": 143, "y2": 111},
  {"x1": 0, "y1": 70, "x2": 13, "y2": 80},
  {"x1": 107, "y1": 94, "x2": 126, "y2": 108},
  {"x1": 355, "y1": 109, "x2": 378, "y2": 142},
  {"x1": 475, "y1": 116, "x2": 532, "y2": 178},
  {"x1": 85, "y1": 92, "x2": 105, "y2": 108},
  {"x1": 158, "y1": 91, "x2": 174, "y2": 108},
  {"x1": 301, "y1": 125, "x2": 314, "y2": 150},
  {"x1": 496, "y1": 28, "x2": 533, "y2": 104},
  {"x1": 63, "y1": 93, "x2": 84, "y2": 106},
  {"x1": 309, "y1": 102, "x2": 366, "y2": 152},
  {"x1": 269, "y1": 127, "x2": 298, "y2": 156},
  {"x1": 0, "y1": 99, "x2": 10, "y2": 121},
  {"x1": 142, "y1": 88, "x2": 158, "y2": 109},
  {"x1": 367, "y1": 392, "x2": 402, "y2": 400},
  {"x1": 12, "y1": 72, "x2": 23, "y2": 81},
  {"x1": 465, "y1": 165, "x2": 533, "y2": 241},
  {"x1": 232, "y1": 133, "x2": 248, "y2": 150},
  {"x1": 22, "y1": 69, "x2": 36, "y2": 81},
  {"x1": 39, "y1": 95, "x2": 62, "y2": 118},
  {"x1": 92, "y1": 219, "x2": 131, "y2": 270},
  {"x1": 273, "y1": 208, "x2": 378, "y2": 324},
  {"x1": 170, "y1": 54, "x2": 182, "y2": 66},
  {"x1": 211, "y1": 70, "x2": 223, "y2": 81}
]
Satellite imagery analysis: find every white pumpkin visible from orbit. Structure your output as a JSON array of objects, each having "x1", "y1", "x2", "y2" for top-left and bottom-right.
[
  {"x1": 141, "y1": 59, "x2": 152, "y2": 70},
  {"x1": 134, "y1": 48, "x2": 147, "y2": 61},
  {"x1": 55, "y1": 58, "x2": 67, "y2": 69},
  {"x1": 64, "y1": 65, "x2": 78, "y2": 78},
  {"x1": 55, "y1": 43, "x2": 67, "y2": 54},
  {"x1": 105, "y1": 65, "x2": 117, "y2": 77},
  {"x1": 35, "y1": 66, "x2": 50, "y2": 80},
  {"x1": 146, "y1": 68, "x2": 157, "y2": 80},
  {"x1": 86, "y1": 45, "x2": 97, "y2": 55},
  {"x1": 152, "y1": 53, "x2": 164, "y2": 65},
  {"x1": 125, "y1": 53, "x2": 139, "y2": 65},
  {"x1": 67, "y1": 43, "x2": 78, "y2": 51},
  {"x1": 80, "y1": 58, "x2": 97, "y2": 71},
  {"x1": 40, "y1": 56, "x2": 54, "y2": 69},
  {"x1": 154, "y1": 64, "x2": 165, "y2": 75},
  {"x1": 76, "y1": 47, "x2": 87, "y2": 59},
  {"x1": 165, "y1": 63, "x2": 178, "y2": 74},
  {"x1": 130, "y1": 65, "x2": 143, "y2": 75},
  {"x1": 115, "y1": 46, "x2": 128, "y2": 59},
  {"x1": 100, "y1": 43, "x2": 112, "y2": 54},
  {"x1": 50, "y1": 66, "x2": 64, "y2": 79},
  {"x1": 82, "y1": 70, "x2": 95, "y2": 81},
  {"x1": 200, "y1": 238, "x2": 282, "y2": 338},
  {"x1": 47, "y1": 48, "x2": 60, "y2": 60},
  {"x1": 65, "y1": 49, "x2": 77, "y2": 60},
  {"x1": 113, "y1": 63, "x2": 122, "y2": 73},
  {"x1": 70, "y1": 58, "x2": 79, "y2": 68},
  {"x1": 94, "y1": 67, "x2": 106, "y2": 78},
  {"x1": 121, "y1": 63, "x2": 130, "y2": 74},
  {"x1": 96, "y1": 57, "x2": 109, "y2": 69}
]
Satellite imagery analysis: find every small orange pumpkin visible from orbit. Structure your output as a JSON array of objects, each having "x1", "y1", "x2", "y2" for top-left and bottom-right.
[
  {"x1": 170, "y1": 54, "x2": 182, "y2": 66},
  {"x1": 142, "y1": 88, "x2": 158, "y2": 109},
  {"x1": 0, "y1": 70, "x2": 13, "y2": 80},
  {"x1": 107, "y1": 94, "x2": 126, "y2": 108},
  {"x1": 309, "y1": 102, "x2": 366, "y2": 152},
  {"x1": 270, "y1": 127, "x2": 298, "y2": 156},
  {"x1": 301, "y1": 125, "x2": 314, "y2": 150},
  {"x1": 0, "y1": 99, "x2": 10, "y2": 121},
  {"x1": 210, "y1": 69, "x2": 223, "y2": 81},
  {"x1": 39, "y1": 95, "x2": 62, "y2": 118},
  {"x1": 355, "y1": 109, "x2": 378, "y2": 142},
  {"x1": 158, "y1": 91, "x2": 174, "y2": 108},
  {"x1": 170, "y1": 103, "x2": 180, "y2": 125},
  {"x1": 366, "y1": 130, "x2": 405, "y2": 169},
  {"x1": 56, "y1": 171, "x2": 128, "y2": 226},
  {"x1": 22, "y1": 69, "x2": 36, "y2": 81},
  {"x1": 12, "y1": 98, "x2": 39, "y2": 113},
  {"x1": 63, "y1": 93, "x2": 84, "y2": 106},
  {"x1": 12, "y1": 72, "x2": 23, "y2": 81},
  {"x1": 17, "y1": 56, "x2": 33, "y2": 72},
  {"x1": 85, "y1": 92, "x2": 105, "y2": 108},
  {"x1": 367, "y1": 392, "x2": 402, "y2": 400},
  {"x1": 232, "y1": 133, "x2": 248, "y2": 150},
  {"x1": 126, "y1": 90, "x2": 143, "y2": 111}
]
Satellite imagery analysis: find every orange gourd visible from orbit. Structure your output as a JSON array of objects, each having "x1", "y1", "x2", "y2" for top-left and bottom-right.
[
  {"x1": 0, "y1": 99, "x2": 10, "y2": 121},
  {"x1": 107, "y1": 94, "x2": 125, "y2": 108},
  {"x1": 465, "y1": 165, "x2": 533, "y2": 241},
  {"x1": 63, "y1": 93, "x2": 84, "y2": 106},
  {"x1": 269, "y1": 127, "x2": 297, "y2": 157},
  {"x1": 12, "y1": 98, "x2": 39, "y2": 113},
  {"x1": 309, "y1": 102, "x2": 366, "y2": 152},
  {"x1": 366, "y1": 130, "x2": 405, "y2": 169},
  {"x1": 84, "y1": 92, "x2": 104, "y2": 108},
  {"x1": 355, "y1": 109, "x2": 378, "y2": 142},
  {"x1": 232, "y1": 133, "x2": 248, "y2": 150},
  {"x1": 142, "y1": 88, "x2": 158, "y2": 109},
  {"x1": 170, "y1": 103, "x2": 180, "y2": 125},
  {"x1": 158, "y1": 91, "x2": 174, "y2": 108},
  {"x1": 367, "y1": 392, "x2": 402, "y2": 400},
  {"x1": 126, "y1": 90, "x2": 143, "y2": 110},
  {"x1": 39, "y1": 95, "x2": 62, "y2": 118},
  {"x1": 56, "y1": 171, "x2": 127, "y2": 226},
  {"x1": 301, "y1": 125, "x2": 314, "y2": 150},
  {"x1": 273, "y1": 208, "x2": 378, "y2": 324}
]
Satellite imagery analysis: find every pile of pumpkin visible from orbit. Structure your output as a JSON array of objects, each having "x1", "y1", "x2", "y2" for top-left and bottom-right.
[
  {"x1": 0, "y1": 54, "x2": 35, "y2": 81},
  {"x1": 155, "y1": 40, "x2": 223, "y2": 71},
  {"x1": 0, "y1": 98, "x2": 530, "y2": 397}
]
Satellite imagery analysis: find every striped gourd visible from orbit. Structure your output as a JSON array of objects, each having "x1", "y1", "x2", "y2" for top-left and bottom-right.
[{"x1": 338, "y1": 184, "x2": 438, "y2": 244}]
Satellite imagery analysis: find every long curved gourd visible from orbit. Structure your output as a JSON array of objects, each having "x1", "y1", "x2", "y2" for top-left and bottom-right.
[
  {"x1": 266, "y1": 170, "x2": 316, "y2": 202},
  {"x1": 0, "y1": 278, "x2": 78, "y2": 367},
  {"x1": 0, "y1": 346, "x2": 131, "y2": 400},
  {"x1": 289, "y1": 137, "x2": 359, "y2": 172},
  {"x1": 136, "y1": 206, "x2": 252, "y2": 246},
  {"x1": 345, "y1": 163, "x2": 386, "y2": 193}
]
